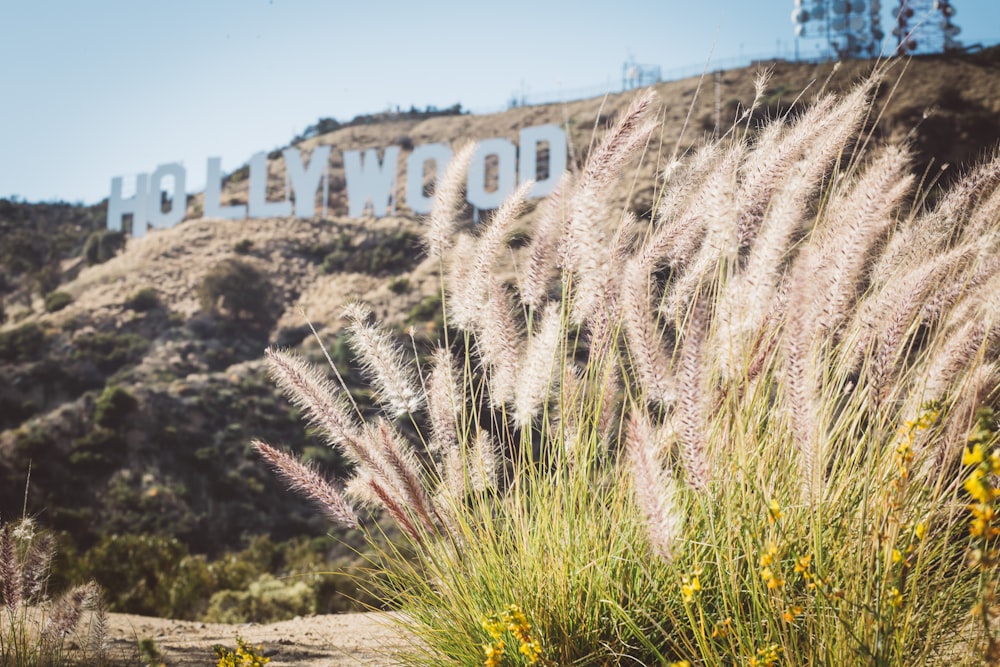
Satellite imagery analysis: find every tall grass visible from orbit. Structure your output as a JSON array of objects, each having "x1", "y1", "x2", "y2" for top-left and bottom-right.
[
  {"x1": 256, "y1": 76, "x2": 1000, "y2": 665},
  {"x1": 0, "y1": 517, "x2": 107, "y2": 667}
]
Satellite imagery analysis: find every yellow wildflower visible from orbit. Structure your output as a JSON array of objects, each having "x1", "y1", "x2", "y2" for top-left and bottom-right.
[
  {"x1": 482, "y1": 604, "x2": 547, "y2": 666},
  {"x1": 782, "y1": 606, "x2": 803, "y2": 622},
  {"x1": 760, "y1": 543, "x2": 779, "y2": 568},
  {"x1": 711, "y1": 617, "x2": 732, "y2": 638},
  {"x1": 964, "y1": 443, "x2": 986, "y2": 467},
  {"x1": 761, "y1": 567, "x2": 785, "y2": 589},
  {"x1": 760, "y1": 544, "x2": 783, "y2": 588},
  {"x1": 794, "y1": 553, "x2": 812, "y2": 580},
  {"x1": 504, "y1": 604, "x2": 532, "y2": 643},
  {"x1": 482, "y1": 615, "x2": 505, "y2": 639},
  {"x1": 969, "y1": 503, "x2": 999, "y2": 539},
  {"x1": 519, "y1": 639, "x2": 543, "y2": 663},
  {"x1": 991, "y1": 450, "x2": 1000, "y2": 475},
  {"x1": 888, "y1": 587, "x2": 903, "y2": 608},
  {"x1": 483, "y1": 640, "x2": 505, "y2": 667},
  {"x1": 215, "y1": 637, "x2": 271, "y2": 667},
  {"x1": 965, "y1": 468, "x2": 996, "y2": 505},
  {"x1": 748, "y1": 643, "x2": 783, "y2": 667},
  {"x1": 681, "y1": 574, "x2": 702, "y2": 604},
  {"x1": 767, "y1": 499, "x2": 783, "y2": 523}
]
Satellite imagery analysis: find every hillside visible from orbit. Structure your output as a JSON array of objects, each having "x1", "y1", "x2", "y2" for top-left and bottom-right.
[{"x1": 1, "y1": 46, "x2": 999, "y2": 622}]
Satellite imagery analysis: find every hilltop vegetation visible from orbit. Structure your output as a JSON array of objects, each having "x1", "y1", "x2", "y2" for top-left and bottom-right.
[{"x1": 1, "y1": 47, "x2": 999, "y2": 623}]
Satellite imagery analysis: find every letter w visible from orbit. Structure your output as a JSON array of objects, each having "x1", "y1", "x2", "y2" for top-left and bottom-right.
[{"x1": 343, "y1": 147, "x2": 400, "y2": 218}]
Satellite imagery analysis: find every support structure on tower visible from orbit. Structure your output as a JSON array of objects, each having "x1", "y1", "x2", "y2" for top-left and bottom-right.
[
  {"x1": 791, "y1": 0, "x2": 962, "y2": 59},
  {"x1": 792, "y1": 0, "x2": 885, "y2": 59},
  {"x1": 892, "y1": 0, "x2": 962, "y2": 55}
]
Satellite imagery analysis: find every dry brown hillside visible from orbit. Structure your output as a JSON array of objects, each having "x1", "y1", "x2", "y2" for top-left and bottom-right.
[{"x1": 0, "y1": 46, "x2": 998, "y2": 625}]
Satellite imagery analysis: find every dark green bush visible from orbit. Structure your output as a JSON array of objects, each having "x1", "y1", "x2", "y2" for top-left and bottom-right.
[
  {"x1": 33, "y1": 265, "x2": 60, "y2": 295},
  {"x1": 44, "y1": 290, "x2": 72, "y2": 312},
  {"x1": 407, "y1": 293, "x2": 443, "y2": 325},
  {"x1": 82, "y1": 229, "x2": 125, "y2": 265},
  {"x1": 506, "y1": 229, "x2": 531, "y2": 249},
  {"x1": 70, "y1": 533, "x2": 334, "y2": 621},
  {"x1": 0, "y1": 396, "x2": 37, "y2": 427},
  {"x1": 387, "y1": 276, "x2": 411, "y2": 294},
  {"x1": 124, "y1": 287, "x2": 160, "y2": 311},
  {"x1": 316, "y1": 230, "x2": 423, "y2": 276},
  {"x1": 0, "y1": 322, "x2": 45, "y2": 362},
  {"x1": 205, "y1": 574, "x2": 316, "y2": 623},
  {"x1": 71, "y1": 331, "x2": 149, "y2": 373},
  {"x1": 79, "y1": 533, "x2": 189, "y2": 617},
  {"x1": 198, "y1": 259, "x2": 273, "y2": 323},
  {"x1": 94, "y1": 384, "x2": 138, "y2": 428},
  {"x1": 226, "y1": 165, "x2": 249, "y2": 184},
  {"x1": 69, "y1": 427, "x2": 125, "y2": 471},
  {"x1": 11, "y1": 420, "x2": 54, "y2": 460},
  {"x1": 233, "y1": 239, "x2": 254, "y2": 255}
]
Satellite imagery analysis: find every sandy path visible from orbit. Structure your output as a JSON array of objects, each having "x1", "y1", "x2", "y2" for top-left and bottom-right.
[{"x1": 101, "y1": 611, "x2": 408, "y2": 666}]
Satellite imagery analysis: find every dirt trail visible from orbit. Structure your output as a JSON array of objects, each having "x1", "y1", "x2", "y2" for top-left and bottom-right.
[{"x1": 101, "y1": 611, "x2": 407, "y2": 666}]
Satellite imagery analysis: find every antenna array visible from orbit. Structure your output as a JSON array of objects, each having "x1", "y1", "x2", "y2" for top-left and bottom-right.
[{"x1": 791, "y1": 0, "x2": 962, "y2": 58}]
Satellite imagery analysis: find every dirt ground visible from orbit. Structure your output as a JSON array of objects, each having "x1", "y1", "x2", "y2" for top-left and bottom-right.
[{"x1": 99, "y1": 610, "x2": 408, "y2": 666}]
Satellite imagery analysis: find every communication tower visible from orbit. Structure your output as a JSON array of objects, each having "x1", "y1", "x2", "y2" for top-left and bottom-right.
[
  {"x1": 791, "y1": 0, "x2": 962, "y2": 58},
  {"x1": 622, "y1": 58, "x2": 662, "y2": 91},
  {"x1": 792, "y1": 0, "x2": 885, "y2": 59},
  {"x1": 892, "y1": 0, "x2": 962, "y2": 55}
]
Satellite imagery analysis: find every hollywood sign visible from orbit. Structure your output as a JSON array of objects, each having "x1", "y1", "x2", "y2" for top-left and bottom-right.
[{"x1": 107, "y1": 124, "x2": 567, "y2": 238}]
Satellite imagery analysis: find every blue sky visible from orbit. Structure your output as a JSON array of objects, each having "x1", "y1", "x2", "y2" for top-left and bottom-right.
[{"x1": 1, "y1": 0, "x2": 998, "y2": 205}]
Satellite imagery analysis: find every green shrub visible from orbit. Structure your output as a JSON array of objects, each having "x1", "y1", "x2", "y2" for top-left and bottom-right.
[
  {"x1": 406, "y1": 292, "x2": 444, "y2": 333},
  {"x1": 65, "y1": 533, "x2": 356, "y2": 623},
  {"x1": 226, "y1": 165, "x2": 249, "y2": 184},
  {"x1": 0, "y1": 396, "x2": 36, "y2": 427},
  {"x1": 137, "y1": 638, "x2": 164, "y2": 666},
  {"x1": 71, "y1": 331, "x2": 149, "y2": 374},
  {"x1": 387, "y1": 276, "x2": 411, "y2": 294},
  {"x1": 506, "y1": 229, "x2": 531, "y2": 249},
  {"x1": 69, "y1": 427, "x2": 125, "y2": 472},
  {"x1": 316, "y1": 230, "x2": 423, "y2": 275},
  {"x1": 33, "y1": 265, "x2": 60, "y2": 295},
  {"x1": 94, "y1": 384, "x2": 138, "y2": 428},
  {"x1": 198, "y1": 259, "x2": 273, "y2": 323},
  {"x1": 78, "y1": 533, "x2": 189, "y2": 617},
  {"x1": 233, "y1": 239, "x2": 254, "y2": 255},
  {"x1": 406, "y1": 293, "x2": 441, "y2": 323},
  {"x1": 0, "y1": 322, "x2": 44, "y2": 362},
  {"x1": 82, "y1": 229, "x2": 125, "y2": 265},
  {"x1": 43, "y1": 290, "x2": 72, "y2": 312},
  {"x1": 205, "y1": 574, "x2": 316, "y2": 624},
  {"x1": 124, "y1": 287, "x2": 160, "y2": 311}
]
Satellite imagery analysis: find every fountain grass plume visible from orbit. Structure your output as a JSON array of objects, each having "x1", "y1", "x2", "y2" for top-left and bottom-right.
[
  {"x1": 344, "y1": 302, "x2": 424, "y2": 417},
  {"x1": 254, "y1": 76, "x2": 1000, "y2": 666},
  {"x1": 253, "y1": 440, "x2": 359, "y2": 528},
  {"x1": 1, "y1": 517, "x2": 106, "y2": 666}
]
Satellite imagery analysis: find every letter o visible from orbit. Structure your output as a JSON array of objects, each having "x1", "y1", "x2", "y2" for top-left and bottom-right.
[
  {"x1": 467, "y1": 138, "x2": 517, "y2": 211},
  {"x1": 406, "y1": 143, "x2": 452, "y2": 215},
  {"x1": 147, "y1": 163, "x2": 186, "y2": 230}
]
